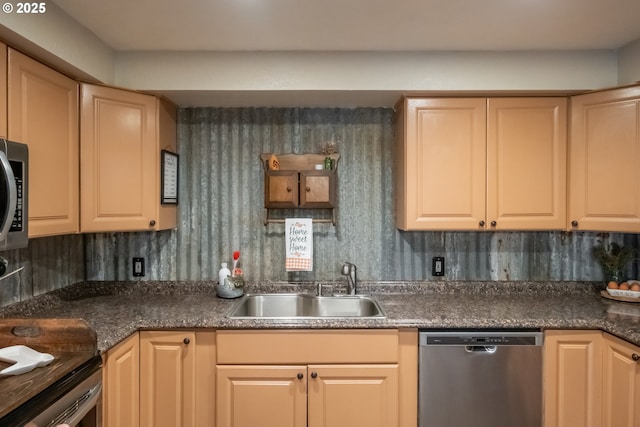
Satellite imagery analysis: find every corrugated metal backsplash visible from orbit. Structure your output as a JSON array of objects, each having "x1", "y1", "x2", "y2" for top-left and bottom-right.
[
  {"x1": 0, "y1": 235, "x2": 84, "y2": 307},
  {"x1": 83, "y1": 107, "x2": 639, "y2": 282},
  {"x1": 0, "y1": 108, "x2": 638, "y2": 306},
  {"x1": 2, "y1": 106, "x2": 636, "y2": 308}
]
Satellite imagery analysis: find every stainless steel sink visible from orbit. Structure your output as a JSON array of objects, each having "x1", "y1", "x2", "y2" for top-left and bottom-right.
[{"x1": 227, "y1": 293, "x2": 386, "y2": 319}]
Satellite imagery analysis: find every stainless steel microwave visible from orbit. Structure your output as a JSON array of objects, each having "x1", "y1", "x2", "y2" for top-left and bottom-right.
[{"x1": 0, "y1": 139, "x2": 28, "y2": 250}]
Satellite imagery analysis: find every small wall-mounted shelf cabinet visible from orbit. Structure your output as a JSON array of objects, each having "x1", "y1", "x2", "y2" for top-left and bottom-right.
[{"x1": 261, "y1": 153, "x2": 340, "y2": 225}]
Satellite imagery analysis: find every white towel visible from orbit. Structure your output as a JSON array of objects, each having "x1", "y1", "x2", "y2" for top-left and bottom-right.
[{"x1": 285, "y1": 218, "x2": 313, "y2": 271}]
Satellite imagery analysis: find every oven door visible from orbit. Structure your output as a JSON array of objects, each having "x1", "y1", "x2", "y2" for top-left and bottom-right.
[
  {"x1": 0, "y1": 355, "x2": 102, "y2": 427},
  {"x1": 26, "y1": 368, "x2": 102, "y2": 427}
]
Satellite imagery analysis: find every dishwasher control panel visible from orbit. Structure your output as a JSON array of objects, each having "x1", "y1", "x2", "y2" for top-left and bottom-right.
[{"x1": 420, "y1": 330, "x2": 543, "y2": 346}]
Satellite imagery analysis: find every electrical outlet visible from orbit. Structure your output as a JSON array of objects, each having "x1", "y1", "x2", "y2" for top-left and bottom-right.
[
  {"x1": 133, "y1": 257, "x2": 145, "y2": 277},
  {"x1": 432, "y1": 257, "x2": 444, "y2": 276}
]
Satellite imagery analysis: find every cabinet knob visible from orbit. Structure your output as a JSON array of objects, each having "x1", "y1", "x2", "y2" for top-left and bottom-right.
[
  {"x1": 490, "y1": 221, "x2": 497, "y2": 227},
  {"x1": 479, "y1": 220, "x2": 485, "y2": 227},
  {"x1": 183, "y1": 337, "x2": 190, "y2": 345},
  {"x1": 571, "y1": 220, "x2": 578, "y2": 227},
  {"x1": 286, "y1": 187, "x2": 292, "y2": 192},
  {"x1": 306, "y1": 186, "x2": 311, "y2": 192},
  {"x1": 149, "y1": 219, "x2": 156, "y2": 227},
  {"x1": 297, "y1": 373, "x2": 304, "y2": 380},
  {"x1": 632, "y1": 353, "x2": 640, "y2": 362},
  {"x1": 311, "y1": 372, "x2": 318, "y2": 379}
]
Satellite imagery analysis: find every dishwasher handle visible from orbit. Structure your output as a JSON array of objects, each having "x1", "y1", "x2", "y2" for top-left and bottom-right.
[{"x1": 465, "y1": 345, "x2": 497, "y2": 353}]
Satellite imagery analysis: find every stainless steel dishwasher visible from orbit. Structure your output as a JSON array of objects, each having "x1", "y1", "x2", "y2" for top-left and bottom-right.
[{"x1": 419, "y1": 329, "x2": 543, "y2": 427}]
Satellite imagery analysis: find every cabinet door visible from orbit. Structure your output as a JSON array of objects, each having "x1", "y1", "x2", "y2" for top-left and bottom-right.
[
  {"x1": 80, "y1": 84, "x2": 158, "y2": 232},
  {"x1": 265, "y1": 170, "x2": 299, "y2": 208},
  {"x1": 543, "y1": 330, "x2": 603, "y2": 427},
  {"x1": 602, "y1": 333, "x2": 640, "y2": 427},
  {"x1": 216, "y1": 365, "x2": 307, "y2": 427},
  {"x1": 8, "y1": 48, "x2": 79, "y2": 237},
  {"x1": 569, "y1": 86, "x2": 640, "y2": 232},
  {"x1": 487, "y1": 98, "x2": 567, "y2": 230},
  {"x1": 300, "y1": 171, "x2": 335, "y2": 208},
  {"x1": 140, "y1": 331, "x2": 196, "y2": 427},
  {"x1": 103, "y1": 333, "x2": 140, "y2": 427},
  {"x1": 308, "y1": 364, "x2": 399, "y2": 427},
  {"x1": 194, "y1": 332, "x2": 216, "y2": 427},
  {"x1": 396, "y1": 98, "x2": 486, "y2": 230}
]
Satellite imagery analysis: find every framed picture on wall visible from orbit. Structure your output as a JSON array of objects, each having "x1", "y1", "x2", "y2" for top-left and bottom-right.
[{"x1": 161, "y1": 150, "x2": 179, "y2": 204}]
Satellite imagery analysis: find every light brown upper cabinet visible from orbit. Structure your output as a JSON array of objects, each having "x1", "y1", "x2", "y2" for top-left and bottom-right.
[
  {"x1": 80, "y1": 84, "x2": 177, "y2": 232},
  {"x1": 8, "y1": 48, "x2": 79, "y2": 237},
  {"x1": 569, "y1": 86, "x2": 640, "y2": 233},
  {"x1": 395, "y1": 98, "x2": 487, "y2": 231},
  {"x1": 395, "y1": 97, "x2": 567, "y2": 231}
]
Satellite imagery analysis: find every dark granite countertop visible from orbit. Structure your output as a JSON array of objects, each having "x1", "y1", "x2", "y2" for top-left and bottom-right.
[{"x1": 1, "y1": 280, "x2": 639, "y2": 352}]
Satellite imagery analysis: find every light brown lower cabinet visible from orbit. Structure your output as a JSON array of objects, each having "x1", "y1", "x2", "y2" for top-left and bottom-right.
[
  {"x1": 217, "y1": 365, "x2": 307, "y2": 427},
  {"x1": 216, "y1": 329, "x2": 417, "y2": 427},
  {"x1": 103, "y1": 332, "x2": 140, "y2": 427},
  {"x1": 102, "y1": 330, "x2": 216, "y2": 427},
  {"x1": 217, "y1": 364, "x2": 398, "y2": 427},
  {"x1": 543, "y1": 330, "x2": 640, "y2": 427},
  {"x1": 601, "y1": 333, "x2": 640, "y2": 427},
  {"x1": 308, "y1": 364, "x2": 399, "y2": 427},
  {"x1": 103, "y1": 328, "x2": 417, "y2": 427}
]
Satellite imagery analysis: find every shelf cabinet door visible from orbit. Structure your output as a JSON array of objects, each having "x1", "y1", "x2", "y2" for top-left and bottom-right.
[
  {"x1": 396, "y1": 97, "x2": 487, "y2": 230},
  {"x1": 602, "y1": 333, "x2": 640, "y2": 427},
  {"x1": 103, "y1": 333, "x2": 140, "y2": 427},
  {"x1": 265, "y1": 170, "x2": 299, "y2": 208},
  {"x1": 216, "y1": 365, "x2": 307, "y2": 427},
  {"x1": 486, "y1": 97, "x2": 567, "y2": 230},
  {"x1": 300, "y1": 171, "x2": 335, "y2": 208},
  {"x1": 80, "y1": 84, "x2": 159, "y2": 232},
  {"x1": 569, "y1": 86, "x2": 640, "y2": 232},
  {"x1": 8, "y1": 48, "x2": 79, "y2": 237},
  {"x1": 140, "y1": 331, "x2": 196, "y2": 427},
  {"x1": 308, "y1": 364, "x2": 399, "y2": 427},
  {"x1": 543, "y1": 330, "x2": 603, "y2": 427}
]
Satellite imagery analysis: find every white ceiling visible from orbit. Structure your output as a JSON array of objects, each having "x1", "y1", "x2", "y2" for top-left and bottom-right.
[{"x1": 52, "y1": 0, "x2": 640, "y2": 52}]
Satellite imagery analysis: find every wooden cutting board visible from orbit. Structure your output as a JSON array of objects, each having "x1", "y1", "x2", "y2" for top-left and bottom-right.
[
  {"x1": 0, "y1": 318, "x2": 96, "y2": 352},
  {"x1": 0, "y1": 318, "x2": 98, "y2": 419}
]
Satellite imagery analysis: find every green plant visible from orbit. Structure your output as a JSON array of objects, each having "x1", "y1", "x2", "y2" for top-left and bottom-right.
[
  {"x1": 592, "y1": 242, "x2": 637, "y2": 281},
  {"x1": 320, "y1": 140, "x2": 338, "y2": 155}
]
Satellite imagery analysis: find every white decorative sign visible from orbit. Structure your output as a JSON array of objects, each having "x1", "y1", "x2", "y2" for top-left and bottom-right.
[{"x1": 285, "y1": 218, "x2": 313, "y2": 271}]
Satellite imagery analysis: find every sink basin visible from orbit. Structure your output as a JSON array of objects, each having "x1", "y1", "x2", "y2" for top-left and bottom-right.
[{"x1": 227, "y1": 293, "x2": 386, "y2": 319}]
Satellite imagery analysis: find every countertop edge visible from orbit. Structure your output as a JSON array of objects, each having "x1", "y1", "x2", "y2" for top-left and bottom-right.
[{"x1": 2, "y1": 280, "x2": 638, "y2": 352}]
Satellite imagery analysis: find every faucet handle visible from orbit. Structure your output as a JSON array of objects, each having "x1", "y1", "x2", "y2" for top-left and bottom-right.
[
  {"x1": 341, "y1": 263, "x2": 350, "y2": 275},
  {"x1": 341, "y1": 261, "x2": 356, "y2": 274}
]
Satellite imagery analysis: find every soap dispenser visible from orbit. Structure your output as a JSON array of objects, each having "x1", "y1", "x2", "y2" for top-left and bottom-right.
[{"x1": 217, "y1": 262, "x2": 243, "y2": 298}]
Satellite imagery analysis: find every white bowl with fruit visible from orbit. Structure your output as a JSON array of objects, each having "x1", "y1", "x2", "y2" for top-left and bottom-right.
[{"x1": 606, "y1": 280, "x2": 640, "y2": 298}]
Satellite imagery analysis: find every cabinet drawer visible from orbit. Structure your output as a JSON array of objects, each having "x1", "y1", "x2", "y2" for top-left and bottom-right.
[{"x1": 217, "y1": 329, "x2": 399, "y2": 364}]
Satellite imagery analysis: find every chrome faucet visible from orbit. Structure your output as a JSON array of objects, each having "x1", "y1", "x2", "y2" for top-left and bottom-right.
[{"x1": 341, "y1": 261, "x2": 357, "y2": 295}]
